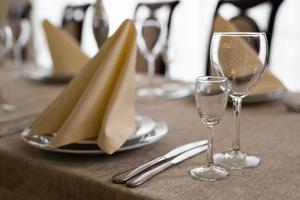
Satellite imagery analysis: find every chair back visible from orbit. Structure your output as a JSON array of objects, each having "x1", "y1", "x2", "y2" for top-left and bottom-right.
[{"x1": 62, "y1": 4, "x2": 90, "y2": 42}]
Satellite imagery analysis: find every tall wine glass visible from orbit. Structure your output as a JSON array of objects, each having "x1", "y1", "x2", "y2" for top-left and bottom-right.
[
  {"x1": 134, "y1": 6, "x2": 168, "y2": 97},
  {"x1": 191, "y1": 76, "x2": 229, "y2": 181},
  {"x1": 0, "y1": 25, "x2": 15, "y2": 112},
  {"x1": 211, "y1": 32, "x2": 268, "y2": 169}
]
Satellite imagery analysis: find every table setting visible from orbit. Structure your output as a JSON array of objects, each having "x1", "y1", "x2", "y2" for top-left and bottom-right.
[{"x1": 1, "y1": 1, "x2": 300, "y2": 200}]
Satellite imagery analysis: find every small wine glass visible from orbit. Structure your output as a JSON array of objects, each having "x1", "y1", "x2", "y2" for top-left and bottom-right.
[
  {"x1": 134, "y1": 5, "x2": 168, "y2": 97},
  {"x1": 211, "y1": 32, "x2": 268, "y2": 169},
  {"x1": 190, "y1": 76, "x2": 229, "y2": 182},
  {"x1": 0, "y1": 25, "x2": 16, "y2": 112}
]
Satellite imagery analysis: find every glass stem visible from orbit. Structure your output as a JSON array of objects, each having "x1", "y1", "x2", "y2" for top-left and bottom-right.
[
  {"x1": 231, "y1": 96, "x2": 242, "y2": 152},
  {"x1": 13, "y1": 46, "x2": 22, "y2": 67},
  {"x1": 164, "y1": 56, "x2": 170, "y2": 79},
  {"x1": 164, "y1": 64, "x2": 170, "y2": 79},
  {"x1": 146, "y1": 55, "x2": 156, "y2": 88},
  {"x1": 206, "y1": 125, "x2": 215, "y2": 165},
  {"x1": 0, "y1": 90, "x2": 4, "y2": 105}
]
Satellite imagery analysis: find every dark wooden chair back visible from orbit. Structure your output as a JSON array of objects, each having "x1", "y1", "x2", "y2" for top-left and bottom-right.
[{"x1": 62, "y1": 4, "x2": 90, "y2": 42}]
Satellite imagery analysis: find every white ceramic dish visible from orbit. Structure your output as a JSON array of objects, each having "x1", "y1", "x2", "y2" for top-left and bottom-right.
[
  {"x1": 21, "y1": 117, "x2": 167, "y2": 154},
  {"x1": 21, "y1": 67, "x2": 72, "y2": 83}
]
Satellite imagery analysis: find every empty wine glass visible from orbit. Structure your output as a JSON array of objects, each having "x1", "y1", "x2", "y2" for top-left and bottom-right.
[
  {"x1": 0, "y1": 25, "x2": 15, "y2": 112},
  {"x1": 211, "y1": 32, "x2": 268, "y2": 169},
  {"x1": 10, "y1": 18, "x2": 31, "y2": 66},
  {"x1": 190, "y1": 76, "x2": 229, "y2": 181},
  {"x1": 134, "y1": 5, "x2": 168, "y2": 97}
]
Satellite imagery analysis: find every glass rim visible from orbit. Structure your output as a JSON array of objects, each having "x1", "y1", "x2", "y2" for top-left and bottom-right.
[
  {"x1": 213, "y1": 32, "x2": 266, "y2": 37},
  {"x1": 196, "y1": 76, "x2": 227, "y2": 83}
]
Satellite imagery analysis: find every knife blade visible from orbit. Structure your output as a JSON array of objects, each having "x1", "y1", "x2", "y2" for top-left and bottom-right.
[
  {"x1": 126, "y1": 145, "x2": 207, "y2": 187},
  {"x1": 112, "y1": 140, "x2": 207, "y2": 184}
]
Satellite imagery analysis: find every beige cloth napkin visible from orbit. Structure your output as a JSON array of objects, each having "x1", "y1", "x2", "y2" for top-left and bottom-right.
[
  {"x1": 213, "y1": 15, "x2": 285, "y2": 96},
  {"x1": 28, "y1": 19, "x2": 137, "y2": 154},
  {"x1": 43, "y1": 20, "x2": 89, "y2": 75}
]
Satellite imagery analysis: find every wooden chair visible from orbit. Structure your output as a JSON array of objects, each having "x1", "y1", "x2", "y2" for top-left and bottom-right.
[{"x1": 61, "y1": 4, "x2": 90, "y2": 43}]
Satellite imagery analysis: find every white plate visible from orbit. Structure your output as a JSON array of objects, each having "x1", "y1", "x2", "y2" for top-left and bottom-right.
[
  {"x1": 36, "y1": 115, "x2": 156, "y2": 145},
  {"x1": 21, "y1": 67, "x2": 72, "y2": 83},
  {"x1": 160, "y1": 83, "x2": 194, "y2": 100},
  {"x1": 21, "y1": 118, "x2": 167, "y2": 154}
]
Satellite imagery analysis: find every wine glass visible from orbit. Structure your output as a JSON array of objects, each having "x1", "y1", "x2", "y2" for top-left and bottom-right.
[
  {"x1": 0, "y1": 25, "x2": 15, "y2": 112},
  {"x1": 92, "y1": 0, "x2": 109, "y2": 49},
  {"x1": 190, "y1": 76, "x2": 229, "y2": 181},
  {"x1": 211, "y1": 32, "x2": 268, "y2": 169},
  {"x1": 134, "y1": 5, "x2": 168, "y2": 97},
  {"x1": 10, "y1": 18, "x2": 31, "y2": 66}
]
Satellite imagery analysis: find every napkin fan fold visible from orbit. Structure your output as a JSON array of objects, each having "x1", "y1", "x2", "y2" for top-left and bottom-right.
[
  {"x1": 28, "y1": 20, "x2": 137, "y2": 154},
  {"x1": 43, "y1": 20, "x2": 89, "y2": 75}
]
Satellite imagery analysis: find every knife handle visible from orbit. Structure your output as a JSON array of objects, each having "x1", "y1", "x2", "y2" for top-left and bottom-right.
[
  {"x1": 126, "y1": 161, "x2": 173, "y2": 188},
  {"x1": 112, "y1": 156, "x2": 166, "y2": 184}
]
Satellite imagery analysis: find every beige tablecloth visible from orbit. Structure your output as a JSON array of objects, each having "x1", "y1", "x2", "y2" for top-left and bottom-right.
[
  {"x1": 0, "y1": 65, "x2": 63, "y2": 137},
  {"x1": 0, "y1": 67, "x2": 300, "y2": 200}
]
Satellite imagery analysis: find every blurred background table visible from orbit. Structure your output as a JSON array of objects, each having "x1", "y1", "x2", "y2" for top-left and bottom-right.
[
  {"x1": 0, "y1": 66, "x2": 300, "y2": 200},
  {"x1": 0, "y1": 63, "x2": 63, "y2": 137}
]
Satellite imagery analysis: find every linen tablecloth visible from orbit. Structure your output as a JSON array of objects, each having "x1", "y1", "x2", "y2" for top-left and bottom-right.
[
  {"x1": 0, "y1": 65, "x2": 63, "y2": 137},
  {"x1": 0, "y1": 68, "x2": 300, "y2": 200}
]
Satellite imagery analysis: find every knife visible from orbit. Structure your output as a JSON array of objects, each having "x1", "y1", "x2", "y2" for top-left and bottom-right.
[
  {"x1": 112, "y1": 140, "x2": 207, "y2": 184},
  {"x1": 126, "y1": 145, "x2": 207, "y2": 187}
]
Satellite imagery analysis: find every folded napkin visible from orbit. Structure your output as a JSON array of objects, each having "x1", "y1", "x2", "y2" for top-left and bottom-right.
[
  {"x1": 213, "y1": 15, "x2": 285, "y2": 95},
  {"x1": 27, "y1": 19, "x2": 137, "y2": 154},
  {"x1": 43, "y1": 20, "x2": 89, "y2": 75}
]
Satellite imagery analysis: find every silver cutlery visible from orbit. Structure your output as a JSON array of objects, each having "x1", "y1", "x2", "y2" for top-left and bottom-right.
[
  {"x1": 126, "y1": 145, "x2": 207, "y2": 187},
  {"x1": 112, "y1": 140, "x2": 207, "y2": 184}
]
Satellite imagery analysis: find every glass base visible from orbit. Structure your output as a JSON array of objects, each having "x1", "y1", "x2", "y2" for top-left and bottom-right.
[
  {"x1": 136, "y1": 87, "x2": 164, "y2": 97},
  {"x1": 190, "y1": 165, "x2": 229, "y2": 182},
  {"x1": 0, "y1": 103, "x2": 16, "y2": 112},
  {"x1": 214, "y1": 150, "x2": 260, "y2": 169}
]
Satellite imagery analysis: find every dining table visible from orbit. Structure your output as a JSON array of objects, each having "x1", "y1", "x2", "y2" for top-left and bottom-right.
[{"x1": 0, "y1": 64, "x2": 300, "y2": 200}]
